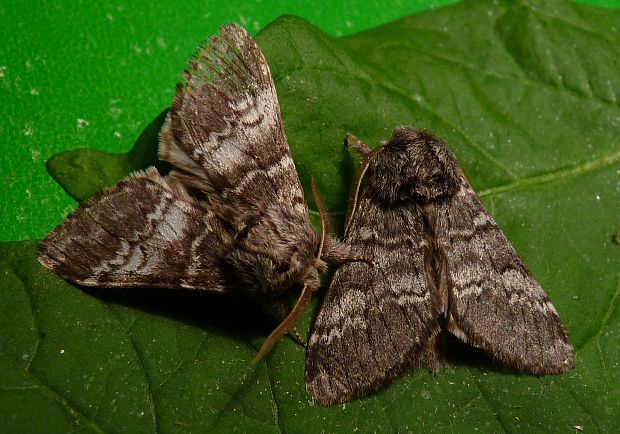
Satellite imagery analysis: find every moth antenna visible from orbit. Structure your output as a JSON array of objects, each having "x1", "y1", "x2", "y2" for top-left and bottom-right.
[
  {"x1": 310, "y1": 176, "x2": 330, "y2": 259},
  {"x1": 254, "y1": 283, "x2": 313, "y2": 362},
  {"x1": 254, "y1": 179, "x2": 331, "y2": 362},
  {"x1": 344, "y1": 136, "x2": 382, "y2": 236}
]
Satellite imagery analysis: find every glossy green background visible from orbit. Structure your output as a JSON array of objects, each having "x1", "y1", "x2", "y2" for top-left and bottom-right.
[{"x1": 0, "y1": 0, "x2": 618, "y2": 241}]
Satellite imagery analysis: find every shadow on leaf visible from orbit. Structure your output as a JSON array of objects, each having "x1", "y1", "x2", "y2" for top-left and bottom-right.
[
  {"x1": 442, "y1": 333, "x2": 517, "y2": 376},
  {"x1": 82, "y1": 284, "x2": 278, "y2": 344}
]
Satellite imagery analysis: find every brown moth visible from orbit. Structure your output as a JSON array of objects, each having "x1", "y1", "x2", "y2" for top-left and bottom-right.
[
  {"x1": 38, "y1": 24, "x2": 357, "y2": 359},
  {"x1": 305, "y1": 127, "x2": 575, "y2": 406}
]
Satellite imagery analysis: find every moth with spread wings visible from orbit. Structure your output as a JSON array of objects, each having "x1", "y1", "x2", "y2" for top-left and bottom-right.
[
  {"x1": 305, "y1": 126, "x2": 575, "y2": 406},
  {"x1": 38, "y1": 24, "x2": 355, "y2": 358}
]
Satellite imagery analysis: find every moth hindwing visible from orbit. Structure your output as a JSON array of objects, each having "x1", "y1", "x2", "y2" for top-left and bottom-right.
[
  {"x1": 38, "y1": 24, "x2": 356, "y2": 359},
  {"x1": 305, "y1": 126, "x2": 575, "y2": 406}
]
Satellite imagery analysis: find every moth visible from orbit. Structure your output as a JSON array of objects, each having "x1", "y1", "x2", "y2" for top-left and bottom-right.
[
  {"x1": 305, "y1": 127, "x2": 575, "y2": 406},
  {"x1": 38, "y1": 24, "x2": 357, "y2": 359}
]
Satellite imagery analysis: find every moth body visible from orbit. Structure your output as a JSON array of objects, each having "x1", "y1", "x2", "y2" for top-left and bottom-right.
[
  {"x1": 38, "y1": 24, "x2": 352, "y2": 361},
  {"x1": 305, "y1": 126, "x2": 575, "y2": 406}
]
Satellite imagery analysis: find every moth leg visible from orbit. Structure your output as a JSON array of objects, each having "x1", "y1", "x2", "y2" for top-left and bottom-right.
[
  {"x1": 323, "y1": 236, "x2": 374, "y2": 267},
  {"x1": 290, "y1": 326, "x2": 307, "y2": 347},
  {"x1": 260, "y1": 299, "x2": 307, "y2": 349},
  {"x1": 345, "y1": 133, "x2": 373, "y2": 157},
  {"x1": 254, "y1": 283, "x2": 313, "y2": 362},
  {"x1": 310, "y1": 177, "x2": 372, "y2": 266}
]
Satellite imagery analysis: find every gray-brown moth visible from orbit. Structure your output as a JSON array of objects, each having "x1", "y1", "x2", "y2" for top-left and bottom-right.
[
  {"x1": 38, "y1": 24, "x2": 356, "y2": 359},
  {"x1": 305, "y1": 127, "x2": 575, "y2": 406}
]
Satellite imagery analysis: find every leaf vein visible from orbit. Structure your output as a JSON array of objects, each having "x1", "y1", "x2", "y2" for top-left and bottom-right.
[
  {"x1": 479, "y1": 149, "x2": 620, "y2": 197},
  {"x1": 558, "y1": 381, "x2": 602, "y2": 433},
  {"x1": 277, "y1": 66, "x2": 519, "y2": 179},
  {"x1": 262, "y1": 360, "x2": 284, "y2": 434},
  {"x1": 155, "y1": 336, "x2": 208, "y2": 390},
  {"x1": 576, "y1": 274, "x2": 620, "y2": 351},
  {"x1": 10, "y1": 265, "x2": 41, "y2": 372},
  {"x1": 468, "y1": 371, "x2": 509, "y2": 434},
  {"x1": 102, "y1": 305, "x2": 159, "y2": 434},
  {"x1": 370, "y1": 39, "x2": 620, "y2": 109},
  {"x1": 19, "y1": 366, "x2": 108, "y2": 434}
]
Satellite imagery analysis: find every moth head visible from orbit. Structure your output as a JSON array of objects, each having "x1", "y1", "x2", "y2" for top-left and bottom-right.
[
  {"x1": 368, "y1": 126, "x2": 459, "y2": 203},
  {"x1": 282, "y1": 248, "x2": 324, "y2": 293}
]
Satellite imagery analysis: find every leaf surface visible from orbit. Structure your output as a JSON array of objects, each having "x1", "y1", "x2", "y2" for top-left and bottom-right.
[{"x1": 2, "y1": 1, "x2": 619, "y2": 432}]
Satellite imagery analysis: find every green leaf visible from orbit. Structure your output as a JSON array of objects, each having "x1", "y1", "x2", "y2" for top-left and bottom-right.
[
  {"x1": 3, "y1": 0, "x2": 619, "y2": 432},
  {"x1": 44, "y1": 110, "x2": 168, "y2": 201}
]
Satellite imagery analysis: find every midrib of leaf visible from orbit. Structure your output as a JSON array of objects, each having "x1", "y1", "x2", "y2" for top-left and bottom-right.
[{"x1": 478, "y1": 148, "x2": 620, "y2": 198}]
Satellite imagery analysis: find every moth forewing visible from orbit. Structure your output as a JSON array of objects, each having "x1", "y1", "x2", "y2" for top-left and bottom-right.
[{"x1": 432, "y1": 171, "x2": 576, "y2": 373}]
